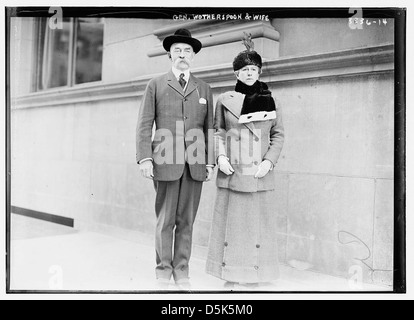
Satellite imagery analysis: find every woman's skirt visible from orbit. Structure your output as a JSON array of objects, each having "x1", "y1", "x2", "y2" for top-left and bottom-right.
[{"x1": 206, "y1": 187, "x2": 280, "y2": 283}]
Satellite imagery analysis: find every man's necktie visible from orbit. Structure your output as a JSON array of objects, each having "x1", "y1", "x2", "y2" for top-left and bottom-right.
[{"x1": 178, "y1": 73, "x2": 186, "y2": 89}]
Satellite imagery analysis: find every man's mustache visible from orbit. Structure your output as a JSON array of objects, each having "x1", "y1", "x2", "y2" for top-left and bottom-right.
[{"x1": 176, "y1": 58, "x2": 190, "y2": 64}]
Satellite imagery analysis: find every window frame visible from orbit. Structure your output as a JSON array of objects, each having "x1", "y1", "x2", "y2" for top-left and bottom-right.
[{"x1": 32, "y1": 17, "x2": 104, "y2": 93}]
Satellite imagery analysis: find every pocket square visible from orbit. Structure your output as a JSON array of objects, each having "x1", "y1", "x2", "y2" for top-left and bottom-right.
[{"x1": 199, "y1": 98, "x2": 207, "y2": 104}]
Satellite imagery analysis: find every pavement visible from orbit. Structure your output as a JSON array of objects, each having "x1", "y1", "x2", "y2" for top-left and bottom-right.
[{"x1": 9, "y1": 214, "x2": 391, "y2": 293}]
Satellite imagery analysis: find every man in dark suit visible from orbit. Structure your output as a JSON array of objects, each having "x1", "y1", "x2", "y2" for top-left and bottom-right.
[{"x1": 136, "y1": 29, "x2": 214, "y2": 290}]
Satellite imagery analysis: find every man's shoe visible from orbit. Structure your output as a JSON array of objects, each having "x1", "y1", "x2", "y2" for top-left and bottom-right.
[
  {"x1": 175, "y1": 278, "x2": 192, "y2": 291},
  {"x1": 155, "y1": 278, "x2": 171, "y2": 290}
]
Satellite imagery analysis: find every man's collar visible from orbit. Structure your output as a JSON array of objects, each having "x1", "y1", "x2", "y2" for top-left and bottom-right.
[{"x1": 171, "y1": 66, "x2": 190, "y2": 81}]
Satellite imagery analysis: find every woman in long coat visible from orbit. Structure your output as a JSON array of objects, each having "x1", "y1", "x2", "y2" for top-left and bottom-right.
[{"x1": 206, "y1": 35, "x2": 285, "y2": 288}]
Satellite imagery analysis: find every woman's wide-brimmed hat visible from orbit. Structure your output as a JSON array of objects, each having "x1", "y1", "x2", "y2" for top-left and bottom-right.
[
  {"x1": 163, "y1": 28, "x2": 202, "y2": 54},
  {"x1": 233, "y1": 32, "x2": 262, "y2": 71}
]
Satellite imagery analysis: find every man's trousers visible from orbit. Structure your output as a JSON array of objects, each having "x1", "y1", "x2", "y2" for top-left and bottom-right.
[{"x1": 153, "y1": 164, "x2": 203, "y2": 281}]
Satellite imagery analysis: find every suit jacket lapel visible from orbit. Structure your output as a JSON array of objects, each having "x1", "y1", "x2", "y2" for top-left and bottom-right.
[
  {"x1": 184, "y1": 74, "x2": 198, "y2": 98},
  {"x1": 167, "y1": 70, "x2": 184, "y2": 97},
  {"x1": 222, "y1": 93, "x2": 259, "y2": 138}
]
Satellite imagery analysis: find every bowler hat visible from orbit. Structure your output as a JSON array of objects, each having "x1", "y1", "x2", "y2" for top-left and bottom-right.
[{"x1": 163, "y1": 29, "x2": 202, "y2": 54}]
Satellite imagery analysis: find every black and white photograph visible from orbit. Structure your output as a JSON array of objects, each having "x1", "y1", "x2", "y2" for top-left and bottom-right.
[{"x1": 3, "y1": 2, "x2": 408, "y2": 300}]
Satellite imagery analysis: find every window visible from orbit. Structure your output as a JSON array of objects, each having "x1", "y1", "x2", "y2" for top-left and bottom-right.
[{"x1": 34, "y1": 17, "x2": 104, "y2": 91}]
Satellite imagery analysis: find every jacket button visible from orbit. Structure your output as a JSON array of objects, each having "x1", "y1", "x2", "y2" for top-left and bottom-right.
[
  {"x1": 254, "y1": 137, "x2": 259, "y2": 142},
  {"x1": 254, "y1": 161, "x2": 259, "y2": 165},
  {"x1": 222, "y1": 263, "x2": 226, "y2": 267},
  {"x1": 256, "y1": 244, "x2": 260, "y2": 248},
  {"x1": 254, "y1": 266, "x2": 259, "y2": 270},
  {"x1": 224, "y1": 242, "x2": 228, "y2": 247}
]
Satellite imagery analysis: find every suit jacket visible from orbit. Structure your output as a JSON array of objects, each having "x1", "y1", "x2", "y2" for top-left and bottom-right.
[
  {"x1": 136, "y1": 70, "x2": 214, "y2": 182},
  {"x1": 215, "y1": 91, "x2": 284, "y2": 192}
]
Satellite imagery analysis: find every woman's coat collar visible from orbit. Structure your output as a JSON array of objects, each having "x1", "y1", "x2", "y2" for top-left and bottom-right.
[{"x1": 221, "y1": 92, "x2": 260, "y2": 138}]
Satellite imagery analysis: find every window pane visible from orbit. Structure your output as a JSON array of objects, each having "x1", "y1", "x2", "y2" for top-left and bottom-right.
[
  {"x1": 40, "y1": 17, "x2": 72, "y2": 89},
  {"x1": 34, "y1": 18, "x2": 48, "y2": 92},
  {"x1": 74, "y1": 18, "x2": 104, "y2": 85}
]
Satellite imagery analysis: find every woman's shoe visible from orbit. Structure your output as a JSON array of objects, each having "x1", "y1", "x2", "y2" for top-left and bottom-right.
[
  {"x1": 234, "y1": 282, "x2": 259, "y2": 290},
  {"x1": 224, "y1": 281, "x2": 236, "y2": 289}
]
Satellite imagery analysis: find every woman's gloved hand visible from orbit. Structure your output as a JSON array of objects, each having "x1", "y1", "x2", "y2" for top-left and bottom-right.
[
  {"x1": 218, "y1": 155, "x2": 235, "y2": 176},
  {"x1": 254, "y1": 159, "x2": 273, "y2": 179}
]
